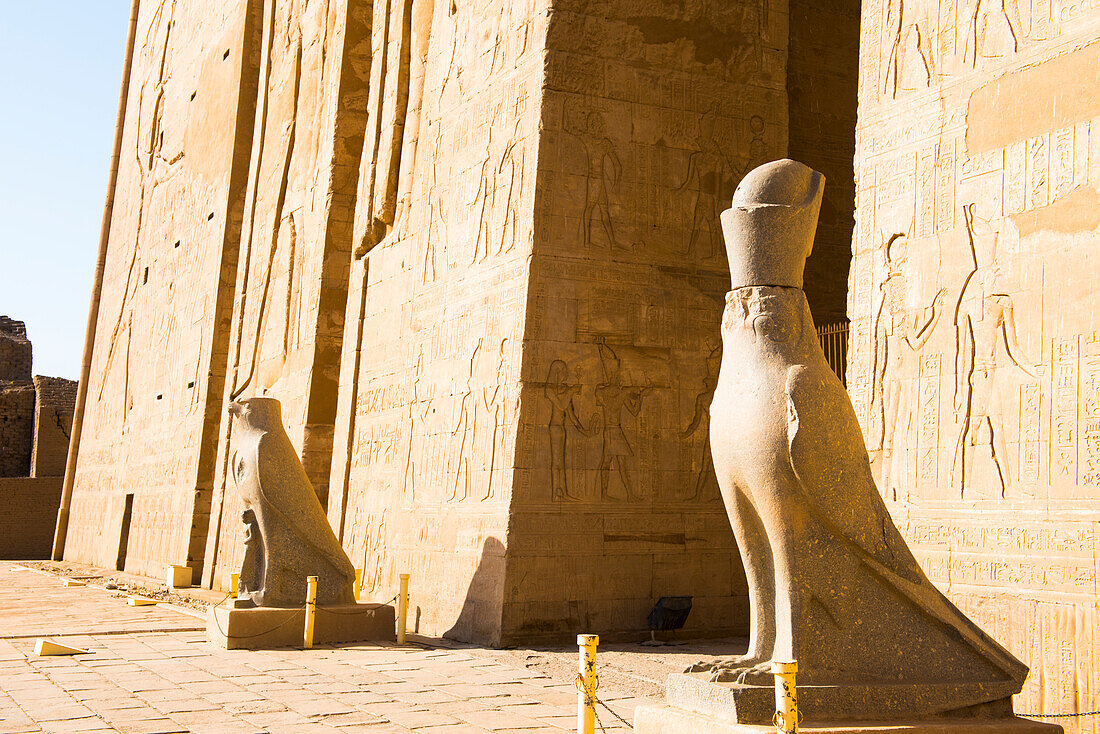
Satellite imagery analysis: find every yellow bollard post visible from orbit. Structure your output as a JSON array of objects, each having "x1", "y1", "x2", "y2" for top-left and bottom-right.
[
  {"x1": 772, "y1": 660, "x2": 799, "y2": 734},
  {"x1": 354, "y1": 569, "x2": 362, "y2": 601},
  {"x1": 230, "y1": 573, "x2": 239, "y2": 600},
  {"x1": 304, "y1": 575, "x2": 318, "y2": 649},
  {"x1": 577, "y1": 634, "x2": 598, "y2": 734},
  {"x1": 396, "y1": 573, "x2": 410, "y2": 644}
]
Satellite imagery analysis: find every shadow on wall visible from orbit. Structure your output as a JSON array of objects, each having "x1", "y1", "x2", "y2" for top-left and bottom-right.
[{"x1": 444, "y1": 536, "x2": 506, "y2": 644}]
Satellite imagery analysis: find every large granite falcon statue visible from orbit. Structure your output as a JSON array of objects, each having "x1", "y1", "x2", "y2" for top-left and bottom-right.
[
  {"x1": 228, "y1": 397, "x2": 356, "y2": 608},
  {"x1": 691, "y1": 159, "x2": 1028, "y2": 713}
]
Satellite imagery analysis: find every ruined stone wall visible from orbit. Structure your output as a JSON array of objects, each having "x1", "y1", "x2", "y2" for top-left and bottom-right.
[
  {"x1": 30, "y1": 376, "x2": 77, "y2": 478},
  {"x1": 501, "y1": 0, "x2": 789, "y2": 643},
  {"x1": 327, "y1": 0, "x2": 545, "y2": 646},
  {"x1": 0, "y1": 318, "x2": 34, "y2": 478},
  {"x1": 0, "y1": 317, "x2": 32, "y2": 382},
  {"x1": 851, "y1": 0, "x2": 1100, "y2": 723},
  {"x1": 65, "y1": 0, "x2": 262, "y2": 577},
  {"x1": 202, "y1": 0, "x2": 372, "y2": 590}
]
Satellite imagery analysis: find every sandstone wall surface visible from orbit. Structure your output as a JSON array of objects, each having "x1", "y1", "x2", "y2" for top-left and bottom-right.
[
  {"x1": 65, "y1": 0, "x2": 262, "y2": 578},
  {"x1": 789, "y1": 0, "x2": 861, "y2": 323},
  {"x1": 0, "y1": 478, "x2": 64, "y2": 560},
  {"x1": 201, "y1": 0, "x2": 371, "y2": 591},
  {"x1": 851, "y1": 0, "x2": 1100, "y2": 723},
  {"x1": 0, "y1": 385, "x2": 35, "y2": 479}
]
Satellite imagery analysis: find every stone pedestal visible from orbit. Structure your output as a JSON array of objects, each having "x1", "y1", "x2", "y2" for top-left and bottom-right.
[
  {"x1": 634, "y1": 706, "x2": 1063, "y2": 733},
  {"x1": 634, "y1": 673, "x2": 1062, "y2": 734},
  {"x1": 206, "y1": 602, "x2": 395, "y2": 650}
]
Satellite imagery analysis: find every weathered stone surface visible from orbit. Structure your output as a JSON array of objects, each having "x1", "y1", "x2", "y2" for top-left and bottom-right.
[
  {"x1": 64, "y1": 0, "x2": 262, "y2": 578},
  {"x1": 227, "y1": 397, "x2": 355, "y2": 607},
  {"x1": 0, "y1": 319, "x2": 75, "y2": 559},
  {"x1": 200, "y1": 0, "x2": 371, "y2": 593},
  {"x1": 325, "y1": 0, "x2": 812, "y2": 645},
  {"x1": 0, "y1": 382, "x2": 35, "y2": 479}
]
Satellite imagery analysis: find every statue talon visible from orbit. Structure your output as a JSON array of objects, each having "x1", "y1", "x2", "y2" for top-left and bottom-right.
[{"x1": 709, "y1": 662, "x2": 773, "y2": 684}]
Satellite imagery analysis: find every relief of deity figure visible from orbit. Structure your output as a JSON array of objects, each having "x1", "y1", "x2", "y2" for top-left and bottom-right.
[
  {"x1": 872, "y1": 232, "x2": 948, "y2": 500},
  {"x1": 952, "y1": 204, "x2": 1037, "y2": 498},
  {"x1": 449, "y1": 339, "x2": 482, "y2": 503},
  {"x1": 676, "y1": 113, "x2": 739, "y2": 261},
  {"x1": 544, "y1": 360, "x2": 589, "y2": 502},
  {"x1": 883, "y1": 0, "x2": 934, "y2": 96},
  {"x1": 580, "y1": 111, "x2": 623, "y2": 251},
  {"x1": 681, "y1": 344, "x2": 722, "y2": 501},
  {"x1": 962, "y1": 0, "x2": 1021, "y2": 67}
]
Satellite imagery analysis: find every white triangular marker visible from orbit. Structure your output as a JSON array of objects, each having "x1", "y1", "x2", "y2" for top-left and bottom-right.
[
  {"x1": 34, "y1": 639, "x2": 91, "y2": 656},
  {"x1": 62, "y1": 579, "x2": 86, "y2": 587}
]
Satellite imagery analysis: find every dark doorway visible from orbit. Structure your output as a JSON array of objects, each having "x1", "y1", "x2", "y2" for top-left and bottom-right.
[
  {"x1": 116, "y1": 493, "x2": 134, "y2": 571},
  {"x1": 787, "y1": 0, "x2": 861, "y2": 327}
]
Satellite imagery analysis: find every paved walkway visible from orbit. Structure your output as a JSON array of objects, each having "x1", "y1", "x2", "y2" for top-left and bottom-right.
[{"x1": 1, "y1": 562, "x2": 736, "y2": 733}]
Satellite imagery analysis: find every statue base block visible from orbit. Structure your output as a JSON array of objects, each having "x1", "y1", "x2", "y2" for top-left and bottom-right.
[
  {"x1": 206, "y1": 602, "x2": 395, "y2": 650},
  {"x1": 634, "y1": 706, "x2": 1063, "y2": 733},
  {"x1": 632, "y1": 674, "x2": 1062, "y2": 733}
]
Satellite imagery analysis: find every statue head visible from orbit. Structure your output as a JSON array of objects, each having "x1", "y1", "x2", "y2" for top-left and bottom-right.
[
  {"x1": 720, "y1": 159, "x2": 824, "y2": 291},
  {"x1": 228, "y1": 397, "x2": 284, "y2": 434}
]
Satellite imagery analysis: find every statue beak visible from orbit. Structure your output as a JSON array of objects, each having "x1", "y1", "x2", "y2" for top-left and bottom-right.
[{"x1": 228, "y1": 401, "x2": 243, "y2": 417}]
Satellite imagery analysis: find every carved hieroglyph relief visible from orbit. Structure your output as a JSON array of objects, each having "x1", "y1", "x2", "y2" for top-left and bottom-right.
[
  {"x1": 854, "y1": 0, "x2": 1100, "y2": 719},
  {"x1": 493, "y1": 0, "x2": 787, "y2": 644},
  {"x1": 327, "y1": 0, "x2": 542, "y2": 645},
  {"x1": 67, "y1": 0, "x2": 257, "y2": 577}
]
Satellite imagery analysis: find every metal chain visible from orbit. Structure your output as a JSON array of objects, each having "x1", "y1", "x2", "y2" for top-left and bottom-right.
[
  {"x1": 210, "y1": 607, "x2": 304, "y2": 640},
  {"x1": 1019, "y1": 711, "x2": 1100, "y2": 718},
  {"x1": 594, "y1": 695, "x2": 633, "y2": 729},
  {"x1": 314, "y1": 593, "x2": 399, "y2": 615},
  {"x1": 573, "y1": 672, "x2": 632, "y2": 730}
]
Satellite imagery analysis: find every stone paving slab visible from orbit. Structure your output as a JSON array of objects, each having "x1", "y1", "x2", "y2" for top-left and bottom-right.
[
  {"x1": 0, "y1": 562, "x2": 663, "y2": 732},
  {"x1": 2, "y1": 566, "x2": 204, "y2": 638}
]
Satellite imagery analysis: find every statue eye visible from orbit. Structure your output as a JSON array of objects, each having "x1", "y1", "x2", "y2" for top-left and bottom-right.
[{"x1": 232, "y1": 451, "x2": 246, "y2": 481}]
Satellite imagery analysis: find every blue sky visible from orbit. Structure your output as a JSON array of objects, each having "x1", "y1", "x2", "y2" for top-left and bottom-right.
[{"x1": 0, "y1": 2, "x2": 131, "y2": 380}]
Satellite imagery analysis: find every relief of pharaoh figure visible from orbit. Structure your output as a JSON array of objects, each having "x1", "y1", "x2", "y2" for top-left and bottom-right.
[
  {"x1": 872, "y1": 232, "x2": 947, "y2": 500},
  {"x1": 688, "y1": 160, "x2": 1028, "y2": 716},
  {"x1": 545, "y1": 359, "x2": 588, "y2": 502},
  {"x1": 594, "y1": 339, "x2": 651, "y2": 502}
]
